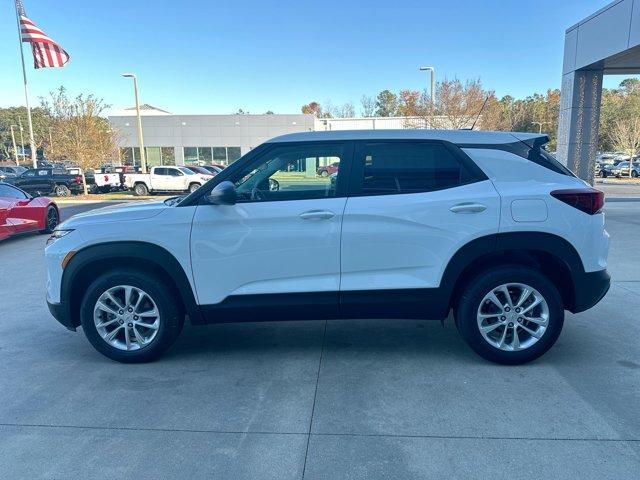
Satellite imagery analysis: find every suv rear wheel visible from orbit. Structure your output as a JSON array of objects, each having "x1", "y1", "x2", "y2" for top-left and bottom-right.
[
  {"x1": 455, "y1": 266, "x2": 564, "y2": 365},
  {"x1": 80, "y1": 269, "x2": 184, "y2": 363}
]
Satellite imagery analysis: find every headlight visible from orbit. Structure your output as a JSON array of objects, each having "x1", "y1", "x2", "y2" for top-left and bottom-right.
[{"x1": 46, "y1": 228, "x2": 74, "y2": 246}]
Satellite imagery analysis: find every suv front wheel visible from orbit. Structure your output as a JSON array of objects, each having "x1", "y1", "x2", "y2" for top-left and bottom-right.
[
  {"x1": 455, "y1": 266, "x2": 564, "y2": 365},
  {"x1": 80, "y1": 269, "x2": 184, "y2": 363}
]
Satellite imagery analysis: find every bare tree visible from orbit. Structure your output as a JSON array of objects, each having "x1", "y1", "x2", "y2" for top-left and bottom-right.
[
  {"x1": 609, "y1": 117, "x2": 640, "y2": 177},
  {"x1": 360, "y1": 95, "x2": 375, "y2": 117},
  {"x1": 42, "y1": 87, "x2": 118, "y2": 194}
]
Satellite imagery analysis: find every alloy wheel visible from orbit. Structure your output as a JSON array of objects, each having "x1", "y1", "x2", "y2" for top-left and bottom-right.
[
  {"x1": 93, "y1": 285, "x2": 160, "y2": 351},
  {"x1": 476, "y1": 283, "x2": 549, "y2": 352},
  {"x1": 55, "y1": 185, "x2": 70, "y2": 197},
  {"x1": 46, "y1": 208, "x2": 58, "y2": 231}
]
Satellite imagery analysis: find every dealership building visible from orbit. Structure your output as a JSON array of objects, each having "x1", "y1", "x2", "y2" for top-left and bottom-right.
[{"x1": 108, "y1": 106, "x2": 430, "y2": 168}]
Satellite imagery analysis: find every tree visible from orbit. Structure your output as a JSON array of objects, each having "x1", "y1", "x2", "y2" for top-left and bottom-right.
[
  {"x1": 0, "y1": 106, "x2": 52, "y2": 163},
  {"x1": 360, "y1": 95, "x2": 375, "y2": 117},
  {"x1": 397, "y1": 90, "x2": 423, "y2": 117},
  {"x1": 609, "y1": 117, "x2": 640, "y2": 177},
  {"x1": 375, "y1": 90, "x2": 398, "y2": 117},
  {"x1": 301, "y1": 101, "x2": 323, "y2": 117},
  {"x1": 41, "y1": 87, "x2": 118, "y2": 194},
  {"x1": 331, "y1": 102, "x2": 355, "y2": 118},
  {"x1": 434, "y1": 78, "x2": 487, "y2": 129}
]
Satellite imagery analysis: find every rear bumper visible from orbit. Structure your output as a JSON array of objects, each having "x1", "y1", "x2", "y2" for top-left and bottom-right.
[
  {"x1": 570, "y1": 269, "x2": 610, "y2": 313},
  {"x1": 47, "y1": 300, "x2": 76, "y2": 331}
]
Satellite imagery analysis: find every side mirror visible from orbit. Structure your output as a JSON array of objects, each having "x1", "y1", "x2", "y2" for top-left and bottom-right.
[{"x1": 206, "y1": 181, "x2": 237, "y2": 205}]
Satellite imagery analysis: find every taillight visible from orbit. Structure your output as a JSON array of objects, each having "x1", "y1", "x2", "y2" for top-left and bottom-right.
[
  {"x1": 75, "y1": 175, "x2": 81, "y2": 184},
  {"x1": 550, "y1": 188, "x2": 604, "y2": 215}
]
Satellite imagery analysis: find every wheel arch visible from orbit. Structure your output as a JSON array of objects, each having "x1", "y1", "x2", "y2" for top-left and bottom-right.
[
  {"x1": 61, "y1": 241, "x2": 203, "y2": 328},
  {"x1": 442, "y1": 232, "x2": 585, "y2": 313}
]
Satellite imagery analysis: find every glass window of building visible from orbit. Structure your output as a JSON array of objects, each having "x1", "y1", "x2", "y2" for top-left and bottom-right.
[
  {"x1": 212, "y1": 147, "x2": 227, "y2": 164},
  {"x1": 161, "y1": 147, "x2": 175, "y2": 165},
  {"x1": 120, "y1": 147, "x2": 134, "y2": 166},
  {"x1": 227, "y1": 147, "x2": 241, "y2": 163},
  {"x1": 145, "y1": 147, "x2": 162, "y2": 167},
  {"x1": 198, "y1": 147, "x2": 213, "y2": 164},
  {"x1": 184, "y1": 147, "x2": 198, "y2": 164},
  {"x1": 132, "y1": 147, "x2": 141, "y2": 166}
]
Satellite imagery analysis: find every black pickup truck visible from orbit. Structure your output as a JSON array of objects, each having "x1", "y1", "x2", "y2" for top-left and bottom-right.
[{"x1": 5, "y1": 168, "x2": 84, "y2": 197}]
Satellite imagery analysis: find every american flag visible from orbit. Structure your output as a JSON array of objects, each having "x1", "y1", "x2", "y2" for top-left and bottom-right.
[{"x1": 16, "y1": 0, "x2": 70, "y2": 69}]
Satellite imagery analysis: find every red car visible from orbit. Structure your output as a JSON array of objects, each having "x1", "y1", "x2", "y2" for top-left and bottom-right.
[
  {"x1": 317, "y1": 162, "x2": 340, "y2": 177},
  {"x1": 0, "y1": 182, "x2": 59, "y2": 241}
]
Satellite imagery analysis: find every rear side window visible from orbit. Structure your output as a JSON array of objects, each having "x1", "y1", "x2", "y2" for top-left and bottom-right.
[{"x1": 357, "y1": 142, "x2": 478, "y2": 195}]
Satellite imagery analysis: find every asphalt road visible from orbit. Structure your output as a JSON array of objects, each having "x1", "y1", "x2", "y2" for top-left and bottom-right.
[{"x1": 0, "y1": 201, "x2": 639, "y2": 479}]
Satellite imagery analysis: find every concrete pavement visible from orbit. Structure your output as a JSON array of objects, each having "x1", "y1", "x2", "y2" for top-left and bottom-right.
[{"x1": 0, "y1": 202, "x2": 638, "y2": 479}]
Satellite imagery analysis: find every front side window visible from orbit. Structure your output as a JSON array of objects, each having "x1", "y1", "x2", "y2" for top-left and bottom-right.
[
  {"x1": 230, "y1": 143, "x2": 345, "y2": 202},
  {"x1": 358, "y1": 142, "x2": 473, "y2": 195}
]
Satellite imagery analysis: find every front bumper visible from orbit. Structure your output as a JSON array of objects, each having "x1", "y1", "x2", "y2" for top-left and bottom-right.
[
  {"x1": 47, "y1": 300, "x2": 76, "y2": 331},
  {"x1": 571, "y1": 269, "x2": 611, "y2": 313}
]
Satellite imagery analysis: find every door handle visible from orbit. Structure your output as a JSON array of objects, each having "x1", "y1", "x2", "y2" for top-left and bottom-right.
[
  {"x1": 449, "y1": 202, "x2": 487, "y2": 214},
  {"x1": 299, "y1": 210, "x2": 335, "y2": 220}
]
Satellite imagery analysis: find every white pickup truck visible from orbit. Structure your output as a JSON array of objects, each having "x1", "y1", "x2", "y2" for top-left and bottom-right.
[{"x1": 124, "y1": 166, "x2": 212, "y2": 196}]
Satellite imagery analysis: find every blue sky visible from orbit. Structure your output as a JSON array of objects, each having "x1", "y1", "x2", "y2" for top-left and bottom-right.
[{"x1": 0, "y1": 0, "x2": 628, "y2": 115}]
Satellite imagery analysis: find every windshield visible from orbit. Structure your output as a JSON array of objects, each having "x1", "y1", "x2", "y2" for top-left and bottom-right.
[{"x1": 178, "y1": 167, "x2": 195, "y2": 175}]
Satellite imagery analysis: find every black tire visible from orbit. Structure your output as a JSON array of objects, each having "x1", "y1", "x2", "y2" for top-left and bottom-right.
[
  {"x1": 54, "y1": 184, "x2": 71, "y2": 197},
  {"x1": 632, "y1": 170, "x2": 638, "y2": 178},
  {"x1": 599, "y1": 170, "x2": 607, "y2": 178},
  {"x1": 133, "y1": 183, "x2": 149, "y2": 196},
  {"x1": 39, "y1": 205, "x2": 59, "y2": 234},
  {"x1": 188, "y1": 182, "x2": 201, "y2": 193},
  {"x1": 319, "y1": 170, "x2": 329, "y2": 177},
  {"x1": 80, "y1": 269, "x2": 184, "y2": 363},
  {"x1": 454, "y1": 266, "x2": 564, "y2": 365}
]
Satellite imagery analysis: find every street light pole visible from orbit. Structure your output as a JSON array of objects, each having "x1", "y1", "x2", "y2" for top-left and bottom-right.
[
  {"x1": 18, "y1": 117, "x2": 25, "y2": 161},
  {"x1": 10, "y1": 125, "x2": 19, "y2": 165},
  {"x1": 419, "y1": 66, "x2": 436, "y2": 105},
  {"x1": 122, "y1": 73, "x2": 147, "y2": 173}
]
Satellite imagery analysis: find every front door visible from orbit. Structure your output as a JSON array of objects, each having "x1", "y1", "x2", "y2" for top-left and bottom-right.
[{"x1": 190, "y1": 141, "x2": 352, "y2": 320}]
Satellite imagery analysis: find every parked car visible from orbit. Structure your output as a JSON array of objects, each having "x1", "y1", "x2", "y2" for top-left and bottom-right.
[
  {"x1": 317, "y1": 162, "x2": 340, "y2": 177},
  {"x1": 614, "y1": 160, "x2": 640, "y2": 177},
  {"x1": 200, "y1": 165, "x2": 223, "y2": 175},
  {"x1": 596, "y1": 162, "x2": 615, "y2": 178},
  {"x1": 0, "y1": 165, "x2": 28, "y2": 178},
  {"x1": 65, "y1": 167, "x2": 122, "y2": 193},
  {"x1": 123, "y1": 166, "x2": 211, "y2": 196},
  {"x1": 184, "y1": 165, "x2": 216, "y2": 177},
  {"x1": 595, "y1": 153, "x2": 619, "y2": 165},
  {"x1": 45, "y1": 130, "x2": 609, "y2": 365},
  {"x1": 5, "y1": 168, "x2": 83, "y2": 197},
  {"x1": 0, "y1": 182, "x2": 58, "y2": 241}
]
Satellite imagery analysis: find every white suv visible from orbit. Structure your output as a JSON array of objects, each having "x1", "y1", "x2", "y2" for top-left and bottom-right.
[{"x1": 45, "y1": 130, "x2": 610, "y2": 364}]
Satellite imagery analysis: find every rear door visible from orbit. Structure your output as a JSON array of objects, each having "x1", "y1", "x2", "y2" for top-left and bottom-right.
[
  {"x1": 149, "y1": 168, "x2": 169, "y2": 190},
  {"x1": 340, "y1": 140, "x2": 500, "y2": 312}
]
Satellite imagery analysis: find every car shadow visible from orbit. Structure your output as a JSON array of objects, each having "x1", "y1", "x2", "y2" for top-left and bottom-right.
[{"x1": 163, "y1": 317, "x2": 509, "y2": 366}]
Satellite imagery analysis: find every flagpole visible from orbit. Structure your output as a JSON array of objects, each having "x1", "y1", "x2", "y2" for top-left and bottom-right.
[{"x1": 14, "y1": 1, "x2": 38, "y2": 169}]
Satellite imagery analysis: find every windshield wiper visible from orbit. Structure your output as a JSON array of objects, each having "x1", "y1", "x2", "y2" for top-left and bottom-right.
[{"x1": 164, "y1": 195, "x2": 186, "y2": 206}]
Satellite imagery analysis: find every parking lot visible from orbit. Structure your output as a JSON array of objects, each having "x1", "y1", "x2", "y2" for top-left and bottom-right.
[{"x1": 0, "y1": 200, "x2": 639, "y2": 479}]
